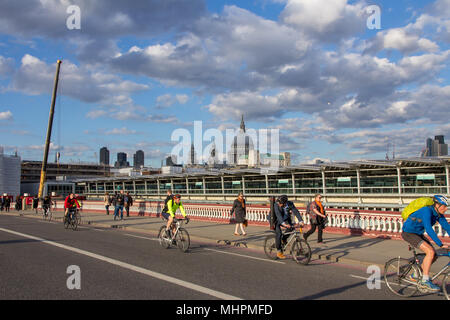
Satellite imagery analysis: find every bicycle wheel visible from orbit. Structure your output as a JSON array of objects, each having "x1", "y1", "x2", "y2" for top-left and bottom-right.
[
  {"x1": 176, "y1": 228, "x2": 190, "y2": 253},
  {"x1": 158, "y1": 226, "x2": 170, "y2": 249},
  {"x1": 384, "y1": 257, "x2": 420, "y2": 297},
  {"x1": 64, "y1": 215, "x2": 70, "y2": 229},
  {"x1": 264, "y1": 235, "x2": 278, "y2": 260},
  {"x1": 443, "y1": 273, "x2": 449, "y2": 300},
  {"x1": 72, "y1": 212, "x2": 81, "y2": 230},
  {"x1": 291, "y1": 238, "x2": 312, "y2": 265}
]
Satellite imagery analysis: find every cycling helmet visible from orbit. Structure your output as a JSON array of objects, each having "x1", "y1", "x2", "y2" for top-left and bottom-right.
[
  {"x1": 276, "y1": 195, "x2": 288, "y2": 205},
  {"x1": 173, "y1": 194, "x2": 181, "y2": 199},
  {"x1": 433, "y1": 195, "x2": 449, "y2": 206}
]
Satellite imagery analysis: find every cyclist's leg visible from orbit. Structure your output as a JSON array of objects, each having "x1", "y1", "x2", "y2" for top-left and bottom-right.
[
  {"x1": 161, "y1": 211, "x2": 172, "y2": 235},
  {"x1": 304, "y1": 223, "x2": 316, "y2": 240},
  {"x1": 275, "y1": 224, "x2": 283, "y2": 251},
  {"x1": 419, "y1": 239, "x2": 437, "y2": 278}
]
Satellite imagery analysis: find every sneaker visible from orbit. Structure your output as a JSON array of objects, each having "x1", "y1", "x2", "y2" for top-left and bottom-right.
[
  {"x1": 276, "y1": 252, "x2": 286, "y2": 260},
  {"x1": 418, "y1": 279, "x2": 440, "y2": 292}
]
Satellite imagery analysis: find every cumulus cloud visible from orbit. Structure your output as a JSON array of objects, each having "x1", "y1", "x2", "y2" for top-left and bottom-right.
[
  {"x1": 364, "y1": 28, "x2": 439, "y2": 54},
  {"x1": 0, "y1": 110, "x2": 13, "y2": 120},
  {"x1": 0, "y1": 0, "x2": 207, "y2": 62},
  {"x1": 10, "y1": 54, "x2": 149, "y2": 106},
  {"x1": 104, "y1": 127, "x2": 137, "y2": 135},
  {"x1": 280, "y1": 0, "x2": 367, "y2": 42},
  {"x1": 0, "y1": 56, "x2": 14, "y2": 76},
  {"x1": 156, "y1": 94, "x2": 189, "y2": 109}
]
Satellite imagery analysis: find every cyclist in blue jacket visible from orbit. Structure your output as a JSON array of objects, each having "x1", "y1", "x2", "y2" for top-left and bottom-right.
[
  {"x1": 274, "y1": 195, "x2": 304, "y2": 259},
  {"x1": 402, "y1": 195, "x2": 450, "y2": 292}
]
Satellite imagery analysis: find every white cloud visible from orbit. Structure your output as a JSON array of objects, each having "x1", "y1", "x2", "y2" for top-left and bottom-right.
[
  {"x1": 10, "y1": 54, "x2": 149, "y2": 106},
  {"x1": 0, "y1": 110, "x2": 12, "y2": 120},
  {"x1": 104, "y1": 127, "x2": 137, "y2": 135},
  {"x1": 280, "y1": 0, "x2": 366, "y2": 42},
  {"x1": 156, "y1": 94, "x2": 189, "y2": 108},
  {"x1": 365, "y1": 28, "x2": 439, "y2": 54}
]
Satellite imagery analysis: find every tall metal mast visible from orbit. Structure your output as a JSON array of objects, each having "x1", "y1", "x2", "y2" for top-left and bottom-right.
[{"x1": 38, "y1": 59, "x2": 62, "y2": 198}]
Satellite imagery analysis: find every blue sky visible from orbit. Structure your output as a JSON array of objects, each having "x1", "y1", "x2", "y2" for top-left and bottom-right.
[{"x1": 0, "y1": 0, "x2": 449, "y2": 167}]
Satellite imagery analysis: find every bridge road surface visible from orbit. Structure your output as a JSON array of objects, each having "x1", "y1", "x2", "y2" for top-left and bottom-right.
[{"x1": 0, "y1": 214, "x2": 443, "y2": 300}]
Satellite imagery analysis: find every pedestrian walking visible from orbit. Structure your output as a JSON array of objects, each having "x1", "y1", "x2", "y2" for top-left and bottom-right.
[
  {"x1": 4, "y1": 195, "x2": 11, "y2": 212},
  {"x1": 114, "y1": 190, "x2": 125, "y2": 220},
  {"x1": 124, "y1": 192, "x2": 133, "y2": 217},
  {"x1": 15, "y1": 195, "x2": 21, "y2": 211},
  {"x1": 303, "y1": 194, "x2": 328, "y2": 244},
  {"x1": 0, "y1": 196, "x2": 4, "y2": 212},
  {"x1": 104, "y1": 192, "x2": 111, "y2": 215},
  {"x1": 32, "y1": 195, "x2": 39, "y2": 214},
  {"x1": 230, "y1": 192, "x2": 247, "y2": 236}
]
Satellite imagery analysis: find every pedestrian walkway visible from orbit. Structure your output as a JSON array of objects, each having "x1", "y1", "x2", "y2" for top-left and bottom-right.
[{"x1": 4, "y1": 209, "x2": 449, "y2": 272}]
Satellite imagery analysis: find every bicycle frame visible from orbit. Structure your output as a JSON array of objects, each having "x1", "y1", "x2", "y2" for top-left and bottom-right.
[
  {"x1": 431, "y1": 253, "x2": 450, "y2": 282},
  {"x1": 281, "y1": 228, "x2": 302, "y2": 251},
  {"x1": 408, "y1": 247, "x2": 450, "y2": 282},
  {"x1": 167, "y1": 219, "x2": 186, "y2": 241}
]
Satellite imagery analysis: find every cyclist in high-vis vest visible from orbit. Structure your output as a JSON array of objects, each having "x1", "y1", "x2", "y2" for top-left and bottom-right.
[
  {"x1": 161, "y1": 194, "x2": 188, "y2": 236},
  {"x1": 402, "y1": 195, "x2": 450, "y2": 292}
]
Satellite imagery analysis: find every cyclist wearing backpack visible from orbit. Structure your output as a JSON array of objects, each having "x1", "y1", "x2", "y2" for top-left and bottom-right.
[
  {"x1": 401, "y1": 195, "x2": 450, "y2": 292},
  {"x1": 162, "y1": 194, "x2": 189, "y2": 237},
  {"x1": 273, "y1": 195, "x2": 304, "y2": 259}
]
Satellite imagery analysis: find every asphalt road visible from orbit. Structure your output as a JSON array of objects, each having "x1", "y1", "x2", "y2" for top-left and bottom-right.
[{"x1": 0, "y1": 214, "x2": 445, "y2": 301}]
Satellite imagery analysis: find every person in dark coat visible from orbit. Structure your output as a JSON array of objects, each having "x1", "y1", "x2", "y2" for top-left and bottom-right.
[
  {"x1": 124, "y1": 192, "x2": 133, "y2": 217},
  {"x1": 230, "y1": 192, "x2": 247, "y2": 236},
  {"x1": 4, "y1": 196, "x2": 11, "y2": 212}
]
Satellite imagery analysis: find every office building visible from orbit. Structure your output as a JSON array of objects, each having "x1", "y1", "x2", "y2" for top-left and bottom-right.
[
  {"x1": 114, "y1": 152, "x2": 130, "y2": 168},
  {"x1": 100, "y1": 147, "x2": 110, "y2": 165},
  {"x1": 134, "y1": 150, "x2": 145, "y2": 169}
]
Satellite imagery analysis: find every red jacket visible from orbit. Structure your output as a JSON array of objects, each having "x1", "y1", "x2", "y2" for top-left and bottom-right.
[{"x1": 64, "y1": 196, "x2": 81, "y2": 209}]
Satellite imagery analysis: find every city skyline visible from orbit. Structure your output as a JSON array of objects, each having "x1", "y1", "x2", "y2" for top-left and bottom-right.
[{"x1": 1, "y1": 0, "x2": 449, "y2": 167}]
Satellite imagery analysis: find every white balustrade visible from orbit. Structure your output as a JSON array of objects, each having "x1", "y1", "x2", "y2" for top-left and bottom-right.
[{"x1": 76, "y1": 200, "x2": 450, "y2": 240}]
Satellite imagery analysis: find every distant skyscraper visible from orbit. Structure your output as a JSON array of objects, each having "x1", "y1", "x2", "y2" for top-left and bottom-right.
[
  {"x1": 100, "y1": 147, "x2": 110, "y2": 165},
  {"x1": 115, "y1": 152, "x2": 130, "y2": 168},
  {"x1": 423, "y1": 136, "x2": 448, "y2": 157},
  {"x1": 133, "y1": 150, "x2": 144, "y2": 168}
]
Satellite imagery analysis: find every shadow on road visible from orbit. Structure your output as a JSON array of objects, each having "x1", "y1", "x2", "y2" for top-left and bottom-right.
[{"x1": 297, "y1": 280, "x2": 367, "y2": 300}]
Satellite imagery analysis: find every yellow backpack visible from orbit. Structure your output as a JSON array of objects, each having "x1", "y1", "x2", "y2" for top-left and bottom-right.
[{"x1": 401, "y1": 197, "x2": 434, "y2": 221}]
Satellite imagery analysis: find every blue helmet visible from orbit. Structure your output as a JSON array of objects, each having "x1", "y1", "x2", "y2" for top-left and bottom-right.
[{"x1": 433, "y1": 195, "x2": 449, "y2": 206}]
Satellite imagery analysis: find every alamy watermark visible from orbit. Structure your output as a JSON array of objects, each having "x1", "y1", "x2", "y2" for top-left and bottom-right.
[
  {"x1": 366, "y1": 265, "x2": 381, "y2": 290},
  {"x1": 66, "y1": 5, "x2": 81, "y2": 30},
  {"x1": 66, "y1": 265, "x2": 81, "y2": 290},
  {"x1": 366, "y1": 5, "x2": 381, "y2": 30}
]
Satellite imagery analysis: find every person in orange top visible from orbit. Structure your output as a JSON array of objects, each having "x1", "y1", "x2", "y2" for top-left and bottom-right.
[{"x1": 303, "y1": 194, "x2": 327, "y2": 244}]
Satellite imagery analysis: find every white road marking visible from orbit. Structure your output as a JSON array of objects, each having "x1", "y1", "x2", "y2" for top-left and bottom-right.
[
  {"x1": 350, "y1": 274, "x2": 387, "y2": 285},
  {"x1": 0, "y1": 227, "x2": 242, "y2": 300},
  {"x1": 124, "y1": 233, "x2": 157, "y2": 241},
  {"x1": 124, "y1": 232, "x2": 285, "y2": 264},
  {"x1": 204, "y1": 248, "x2": 285, "y2": 264}
]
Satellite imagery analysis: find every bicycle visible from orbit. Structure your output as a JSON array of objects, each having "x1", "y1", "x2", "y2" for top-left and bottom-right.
[
  {"x1": 384, "y1": 246, "x2": 450, "y2": 300},
  {"x1": 42, "y1": 205, "x2": 52, "y2": 221},
  {"x1": 158, "y1": 218, "x2": 190, "y2": 253},
  {"x1": 264, "y1": 225, "x2": 312, "y2": 265},
  {"x1": 64, "y1": 208, "x2": 81, "y2": 231}
]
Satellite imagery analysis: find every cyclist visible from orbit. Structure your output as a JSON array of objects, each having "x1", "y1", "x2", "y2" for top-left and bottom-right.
[
  {"x1": 401, "y1": 195, "x2": 450, "y2": 292},
  {"x1": 161, "y1": 194, "x2": 189, "y2": 237},
  {"x1": 274, "y1": 195, "x2": 304, "y2": 259},
  {"x1": 42, "y1": 195, "x2": 53, "y2": 216},
  {"x1": 64, "y1": 193, "x2": 81, "y2": 221}
]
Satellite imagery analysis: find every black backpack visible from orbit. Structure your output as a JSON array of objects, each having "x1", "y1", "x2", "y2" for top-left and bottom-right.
[
  {"x1": 267, "y1": 196, "x2": 277, "y2": 230},
  {"x1": 163, "y1": 194, "x2": 174, "y2": 213}
]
